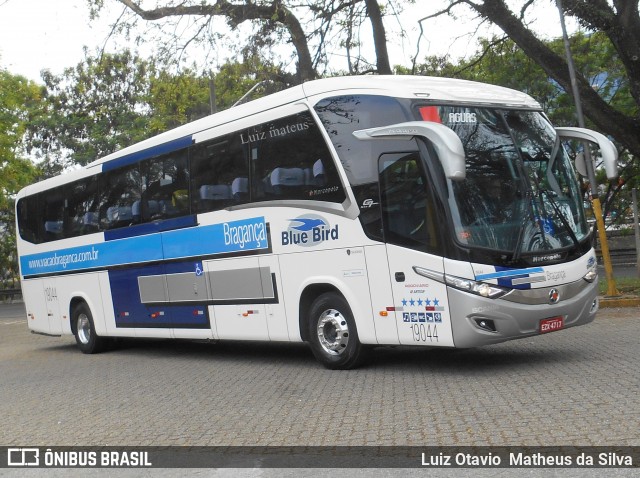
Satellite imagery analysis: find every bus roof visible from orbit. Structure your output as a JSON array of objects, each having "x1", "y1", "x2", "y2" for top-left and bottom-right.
[
  {"x1": 18, "y1": 75, "x2": 540, "y2": 197},
  {"x1": 89, "y1": 75, "x2": 539, "y2": 168},
  {"x1": 302, "y1": 75, "x2": 540, "y2": 108}
]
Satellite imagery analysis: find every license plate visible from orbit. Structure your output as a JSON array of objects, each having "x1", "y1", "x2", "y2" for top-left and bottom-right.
[{"x1": 540, "y1": 316, "x2": 564, "y2": 334}]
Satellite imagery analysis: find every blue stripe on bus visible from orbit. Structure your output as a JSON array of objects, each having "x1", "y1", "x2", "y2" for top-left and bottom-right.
[
  {"x1": 109, "y1": 262, "x2": 211, "y2": 329},
  {"x1": 101, "y1": 136, "x2": 194, "y2": 172},
  {"x1": 20, "y1": 216, "x2": 268, "y2": 277},
  {"x1": 104, "y1": 215, "x2": 197, "y2": 241},
  {"x1": 475, "y1": 267, "x2": 544, "y2": 281}
]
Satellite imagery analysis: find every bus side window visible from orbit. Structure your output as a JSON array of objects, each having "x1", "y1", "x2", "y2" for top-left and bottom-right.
[
  {"x1": 18, "y1": 176, "x2": 101, "y2": 244},
  {"x1": 141, "y1": 150, "x2": 190, "y2": 221},
  {"x1": 98, "y1": 164, "x2": 141, "y2": 229},
  {"x1": 42, "y1": 188, "x2": 65, "y2": 242},
  {"x1": 17, "y1": 195, "x2": 41, "y2": 243},
  {"x1": 249, "y1": 111, "x2": 345, "y2": 203},
  {"x1": 314, "y1": 95, "x2": 410, "y2": 188},
  {"x1": 190, "y1": 134, "x2": 249, "y2": 214},
  {"x1": 66, "y1": 176, "x2": 100, "y2": 236}
]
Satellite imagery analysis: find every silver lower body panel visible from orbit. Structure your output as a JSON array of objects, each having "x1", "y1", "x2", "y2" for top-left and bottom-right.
[{"x1": 448, "y1": 280, "x2": 598, "y2": 348}]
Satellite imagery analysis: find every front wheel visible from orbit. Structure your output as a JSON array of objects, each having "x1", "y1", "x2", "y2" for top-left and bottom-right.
[
  {"x1": 73, "y1": 303, "x2": 107, "y2": 354},
  {"x1": 308, "y1": 292, "x2": 366, "y2": 370}
]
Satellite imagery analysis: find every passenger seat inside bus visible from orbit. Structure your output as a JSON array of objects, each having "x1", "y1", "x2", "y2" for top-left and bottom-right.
[
  {"x1": 199, "y1": 184, "x2": 232, "y2": 210},
  {"x1": 82, "y1": 212, "x2": 100, "y2": 233},
  {"x1": 270, "y1": 167, "x2": 306, "y2": 197},
  {"x1": 44, "y1": 220, "x2": 63, "y2": 241},
  {"x1": 105, "y1": 206, "x2": 133, "y2": 228},
  {"x1": 231, "y1": 177, "x2": 249, "y2": 202},
  {"x1": 310, "y1": 159, "x2": 327, "y2": 186}
]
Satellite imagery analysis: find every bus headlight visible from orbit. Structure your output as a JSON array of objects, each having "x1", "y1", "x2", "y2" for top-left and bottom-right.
[
  {"x1": 583, "y1": 265, "x2": 598, "y2": 283},
  {"x1": 444, "y1": 274, "x2": 509, "y2": 299},
  {"x1": 412, "y1": 266, "x2": 509, "y2": 299},
  {"x1": 583, "y1": 269, "x2": 598, "y2": 283}
]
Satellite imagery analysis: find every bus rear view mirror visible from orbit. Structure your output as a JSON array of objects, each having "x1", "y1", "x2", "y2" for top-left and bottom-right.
[
  {"x1": 353, "y1": 121, "x2": 466, "y2": 181},
  {"x1": 555, "y1": 127, "x2": 618, "y2": 180},
  {"x1": 574, "y1": 152, "x2": 587, "y2": 177}
]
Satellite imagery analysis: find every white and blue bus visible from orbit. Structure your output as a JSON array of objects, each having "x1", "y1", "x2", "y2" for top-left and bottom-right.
[{"x1": 15, "y1": 75, "x2": 618, "y2": 369}]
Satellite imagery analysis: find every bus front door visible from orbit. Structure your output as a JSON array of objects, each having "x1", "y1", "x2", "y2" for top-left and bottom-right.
[{"x1": 378, "y1": 152, "x2": 454, "y2": 347}]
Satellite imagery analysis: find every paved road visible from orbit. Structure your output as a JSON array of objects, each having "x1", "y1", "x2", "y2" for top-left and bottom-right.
[{"x1": 1, "y1": 303, "x2": 639, "y2": 475}]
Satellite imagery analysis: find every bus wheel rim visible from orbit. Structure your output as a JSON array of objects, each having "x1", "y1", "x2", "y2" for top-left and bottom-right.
[
  {"x1": 316, "y1": 308, "x2": 349, "y2": 355},
  {"x1": 77, "y1": 314, "x2": 91, "y2": 345}
]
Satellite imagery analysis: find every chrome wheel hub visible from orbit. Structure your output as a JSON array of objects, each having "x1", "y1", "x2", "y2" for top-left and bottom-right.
[
  {"x1": 77, "y1": 313, "x2": 91, "y2": 345},
  {"x1": 316, "y1": 308, "x2": 349, "y2": 355}
]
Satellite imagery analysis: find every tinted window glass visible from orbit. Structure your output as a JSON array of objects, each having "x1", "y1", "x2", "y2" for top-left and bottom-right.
[
  {"x1": 42, "y1": 187, "x2": 65, "y2": 242},
  {"x1": 17, "y1": 195, "x2": 40, "y2": 243},
  {"x1": 17, "y1": 111, "x2": 349, "y2": 244},
  {"x1": 99, "y1": 164, "x2": 141, "y2": 230},
  {"x1": 379, "y1": 152, "x2": 441, "y2": 254},
  {"x1": 66, "y1": 176, "x2": 100, "y2": 236},
  {"x1": 140, "y1": 150, "x2": 190, "y2": 221},
  {"x1": 190, "y1": 133, "x2": 249, "y2": 213},
  {"x1": 18, "y1": 177, "x2": 100, "y2": 244},
  {"x1": 245, "y1": 111, "x2": 345, "y2": 203},
  {"x1": 314, "y1": 95, "x2": 412, "y2": 185},
  {"x1": 416, "y1": 104, "x2": 587, "y2": 255}
]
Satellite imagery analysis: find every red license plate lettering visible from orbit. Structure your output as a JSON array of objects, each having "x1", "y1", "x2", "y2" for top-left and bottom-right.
[{"x1": 540, "y1": 316, "x2": 564, "y2": 334}]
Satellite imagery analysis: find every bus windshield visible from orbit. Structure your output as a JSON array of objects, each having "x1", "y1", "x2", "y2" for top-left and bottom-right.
[{"x1": 417, "y1": 105, "x2": 589, "y2": 257}]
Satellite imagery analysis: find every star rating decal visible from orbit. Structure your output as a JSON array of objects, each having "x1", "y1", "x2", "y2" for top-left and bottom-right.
[{"x1": 399, "y1": 296, "x2": 444, "y2": 311}]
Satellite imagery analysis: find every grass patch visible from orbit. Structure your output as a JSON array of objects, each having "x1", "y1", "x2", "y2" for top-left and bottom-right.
[{"x1": 599, "y1": 276, "x2": 640, "y2": 296}]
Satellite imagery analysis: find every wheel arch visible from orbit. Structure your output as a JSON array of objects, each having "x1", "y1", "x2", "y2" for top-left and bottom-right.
[
  {"x1": 69, "y1": 296, "x2": 85, "y2": 336},
  {"x1": 298, "y1": 283, "x2": 343, "y2": 343},
  {"x1": 68, "y1": 294, "x2": 101, "y2": 336}
]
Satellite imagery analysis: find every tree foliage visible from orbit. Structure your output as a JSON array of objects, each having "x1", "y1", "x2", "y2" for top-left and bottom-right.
[
  {"x1": 86, "y1": 0, "x2": 411, "y2": 81},
  {"x1": 26, "y1": 50, "x2": 292, "y2": 172},
  {"x1": 26, "y1": 50, "x2": 153, "y2": 174},
  {"x1": 211, "y1": 54, "x2": 296, "y2": 108},
  {"x1": 0, "y1": 67, "x2": 41, "y2": 287},
  {"x1": 423, "y1": 0, "x2": 640, "y2": 160},
  {"x1": 406, "y1": 29, "x2": 639, "y2": 228},
  {"x1": 147, "y1": 69, "x2": 211, "y2": 133}
]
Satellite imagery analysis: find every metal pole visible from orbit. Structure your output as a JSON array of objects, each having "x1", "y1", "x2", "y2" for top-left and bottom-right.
[
  {"x1": 556, "y1": 0, "x2": 619, "y2": 295},
  {"x1": 633, "y1": 188, "x2": 640, "y2": 277},
  {"x1": 209, "y1": 77, "x2": 217, "y2": 114}
]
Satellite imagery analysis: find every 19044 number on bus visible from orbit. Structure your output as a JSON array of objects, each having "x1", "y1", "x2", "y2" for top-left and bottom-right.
[{"x1": 409, "y1": 324, "x2": 438, "y2": 343}]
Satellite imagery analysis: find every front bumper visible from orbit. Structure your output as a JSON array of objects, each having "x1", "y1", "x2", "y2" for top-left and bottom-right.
[{"x1": 448, "y1": 279, "x2": 598, "y2": 348}]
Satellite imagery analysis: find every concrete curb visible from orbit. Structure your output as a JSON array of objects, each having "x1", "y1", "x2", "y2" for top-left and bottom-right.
[{"x1": 598, "y1": 297, "x2": 640, "y2": 308}]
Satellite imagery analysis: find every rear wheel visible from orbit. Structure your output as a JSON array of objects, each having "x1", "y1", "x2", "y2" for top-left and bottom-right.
[
  {"x1": 308, "y1": 292, "x2": 366, "y2": 369},
  {"x1": 73, "y1": 303, "x2": 106, "y2": 354}
]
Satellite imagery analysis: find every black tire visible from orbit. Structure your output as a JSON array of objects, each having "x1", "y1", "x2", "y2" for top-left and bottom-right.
[
  {"x1": 72, "y1": 302, "x2": 107, "y2": 354},
  {"x1": 308, "y1": 292, "x2": 366, "y2": 370}
]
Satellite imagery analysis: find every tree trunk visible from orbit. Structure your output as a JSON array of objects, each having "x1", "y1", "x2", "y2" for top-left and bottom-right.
[
  {"x1": 117, "y1": 0, "x2": 317, "y2": 83},
  {"x1": 469, "y1": 0, "x2": 640, "y2": 158},
  {"x1": 364, "y1": 0, "x2": 392, "y2": 75}
]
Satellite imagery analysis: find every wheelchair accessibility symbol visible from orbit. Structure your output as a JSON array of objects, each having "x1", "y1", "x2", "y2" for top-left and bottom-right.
[{"x1": 194, "y1": 262, "x2": 203, "y2": 276}]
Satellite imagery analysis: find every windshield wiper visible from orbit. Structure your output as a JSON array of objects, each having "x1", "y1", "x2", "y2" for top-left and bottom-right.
[
  {"x1": 511, "y1": 168, "x2": 565, "y2": 263},
  {"x1": 510, "y1": 190, "x2": 544, "y2": 264},
  {"x1": 539, "y1": 188, "x2": 580, "y2": 250}
]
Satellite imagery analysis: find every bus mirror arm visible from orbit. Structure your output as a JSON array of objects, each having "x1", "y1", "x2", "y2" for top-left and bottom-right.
[
  {"x1": 555, "y1": 127, "x2": 618, "y2": 180},
  {"x1": 353, "y1": 121, "x2": 466, "y2": 181}
]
